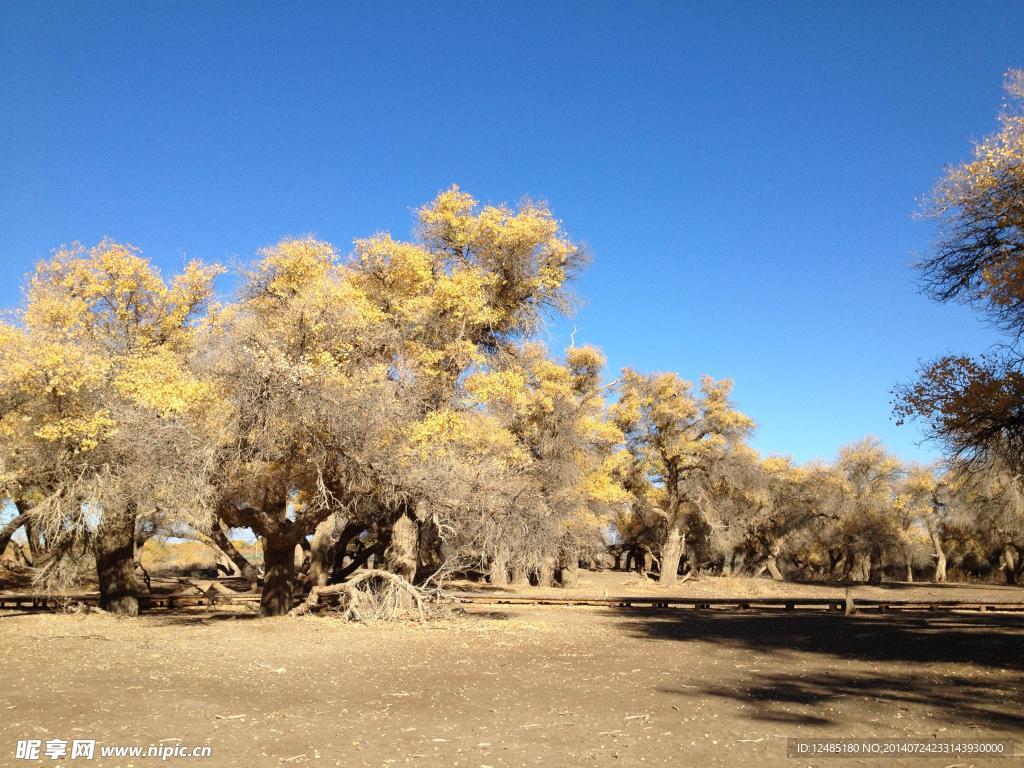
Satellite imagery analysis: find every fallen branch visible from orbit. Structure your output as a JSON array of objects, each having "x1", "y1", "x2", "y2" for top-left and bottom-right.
[{"x1": 290, "y1": 569, "x2": 426, "y2": 623}]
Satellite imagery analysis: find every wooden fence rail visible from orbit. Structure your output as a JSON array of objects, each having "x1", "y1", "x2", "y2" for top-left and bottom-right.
[{"x1": 2, "y1": 590, "x2": 1023, "y2": 614}]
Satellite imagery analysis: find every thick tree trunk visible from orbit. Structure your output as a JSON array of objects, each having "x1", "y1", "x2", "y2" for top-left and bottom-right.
[
  {"x1": 24, "y1": 513, "x2": 42, "y2": 561},
  {"x1": 848, "y1": 550, "x2": 868, "y2": 582},
  {"x1": 304, "y1": 514, "x2": 338, "y2": 588},
  {"x1": 383, "y1": 511, "x2": 419, "y2": 582},
  {"x1": 559, "y1": 550, "x2": 579, "y2": 588},
  {"x1": 905, "y1": 562, "x2": 914, "y2": 583},
  {"x1": 295, "y1": 540, "x2": 310, "y2": 573},
  {"x1": 833, "y1": 551, "x2": 848, "y2": 580},
  {"x1": 868, "y1": 550, "x2": 884, "y2": 584},
  {"x1": 659, "y1": 526, "x2": 684, "y2": 586},
  {"x1": 95, "y1": 506, "x2": 139, "y2": 616},
  {"x1": 624, "y1": 549, "x2": 636, "y2": 572},
  {"x1": 209, "y1": 522, "x2": 258, "y2": 588},
  {"x1": 488, "y1": 549, "x2": 510, "y2": 587},
  {"x1": 763, "y1": 539, "x2": 784, "y2": 581},
  {"x1": 260, "y1": 536, "x2": 297, "y2": 617},
  {"x1": 537, "y1": 555, "x2": 556, "y2": 587}
]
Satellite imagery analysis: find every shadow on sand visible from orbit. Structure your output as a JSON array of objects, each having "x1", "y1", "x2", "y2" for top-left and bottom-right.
[{"x1": 609, "y1": 608, "x2": 1024, "y2": 729}]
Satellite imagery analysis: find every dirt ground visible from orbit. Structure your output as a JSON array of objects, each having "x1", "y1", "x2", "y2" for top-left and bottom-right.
[{"x1": 1, "y1": 577, "x2": 1023, "y2": 768}]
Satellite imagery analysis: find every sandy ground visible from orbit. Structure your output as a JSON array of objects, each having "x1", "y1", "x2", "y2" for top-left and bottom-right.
[{"x1": 1, "y1": 582, "x2": 1023, "y2": 768}]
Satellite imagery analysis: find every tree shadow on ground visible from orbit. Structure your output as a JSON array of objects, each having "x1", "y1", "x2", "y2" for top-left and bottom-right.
[
  {"x1": 660, "y1": 669, "x2": 1024, "y2": 729},
  {"x1": 612, "y1": 609, "x2": 1024, "y2": 729},
  {"x1": 784, "y1": 577, "x2": 1024, "y2": 594},
  {"x1": 144, "y1": 609, "x2": 261, "y2": 626}
]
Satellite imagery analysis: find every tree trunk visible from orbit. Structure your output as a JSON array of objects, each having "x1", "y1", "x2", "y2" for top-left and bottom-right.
[
  {"x1": 868, "y1": 550, "x2": 884, "y2": 584},
  {"x1": 828, "y1": 549, "x2": 842, "y2": 578},
  {"x1": 509, "y1": 559, "x2": 531, "y2": 588},
  {"x1": 925, "y1": 519, "x2": 946, "y2": 583},
  {"x1": 559, "y1": 549, "x2": 579, "y2": 588},
  {"x1": 624, "y1": 549, "x2": 636, "y2": 572},
  {"x1": 537, "y1": 555, "x2": 556, "y2": 587},
  {"x1": 295, "y1": 539, "x2": 310, "y2": 573},
  {"x1": 762, "y1": 539, "x2": 784, "y2": 581},
  {"x1": 95, "y1": 506, "x2": 140, "y2": 616},
  {"x1": 333, "y1": 542, "x2": 374, "y2": 582},
  {"x1": 260, "y1": 535, "x2": 296, "y2": 617},
  {"x1": 834, "y1": 550, "x2": 849, "y2": 580},
  {"x1": 905, "y1": 562, "x2": 914, "y2": 583},
  {"x1": 383, "y1": 511, "x2": 419, "y2": 582},
  {"x1": 488, "y1": 549, "x2": 510, "y2": 587},
  {"x1": 304, "y1": 514, "x2": 338, "y2": 588},
  {"x1": 1003, "y1": 545, "x2": 1018, "y2": 585},
  {"x1": 0, "y1": 513, "x2": 29, "y2": 557},
  {"x1": 209, "y1": 522, "x2": 258, "y2": 588},
  {"x1": 416, "y1": 519, "x2": 443, "y2": 579},
  {"x1": 24, "y1": 512, "x2": 42, "y2": 561},
  {"x1": 330, "y1": 521, "x2": 368, "y2": 583},
  {"x1": 659, "y1": 526, "x2": 684, "y2": 586}
]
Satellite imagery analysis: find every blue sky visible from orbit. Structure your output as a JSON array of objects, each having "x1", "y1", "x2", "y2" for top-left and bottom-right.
[{"x1": 1, "y1": 1, "x2": 1021, "y2": 465}]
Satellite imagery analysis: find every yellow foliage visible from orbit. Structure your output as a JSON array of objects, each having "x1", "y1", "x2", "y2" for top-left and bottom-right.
[
  {"x1": 250, "y1": 237, "x2": 337, "y2": 299},
  {"x1": 33, "y1": 410, "x2": 117, "y2": 452},
  {"x1": 114, "y1": 347, "x2": 210, "y2": 415}
]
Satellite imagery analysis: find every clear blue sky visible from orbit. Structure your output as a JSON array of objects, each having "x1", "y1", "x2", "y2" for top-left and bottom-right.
[{"x1": 1, "y1": 1, "x2": 1021, "y2": 465}]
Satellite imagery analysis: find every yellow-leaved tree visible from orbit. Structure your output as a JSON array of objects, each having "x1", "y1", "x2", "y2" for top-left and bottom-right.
[
  {"x1": 197, "y1": 237, "x2": 414, "y2": 616},
  {"x1": 463, "y1": 343, "x2": 628, "y2": 586},
  {"x1": 612, "y1": 371, "x2": 754, "y2": 584},
  {"x1": 0, "y1": 241, "x2": 220, "y2": 614},
  {"x1": 344, "y1": 186, "x2": 589, "y2": 580},
  {"x1": 897, "y1": 70, "x2": 1024, "y2": 468}
]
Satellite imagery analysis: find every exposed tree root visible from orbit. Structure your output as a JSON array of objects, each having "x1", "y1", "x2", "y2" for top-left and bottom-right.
[{"x1": 290, "y1": 569, "x2": 426, "y2": 623}]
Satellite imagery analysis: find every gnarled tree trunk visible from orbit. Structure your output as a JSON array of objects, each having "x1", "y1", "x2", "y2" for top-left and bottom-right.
[
  {"x1": 763, "y1": 539, "x2": 784, "y2": 581},
  {"x1": 260, "y1": 535, "x2": 297, "y2": 617},
  {"x1": 659, "y1": 525, "x2": 684, "y2": 586},
  {"x1": 868, "y1": 549, "x2": 884, "y2": 584},
  {"x1": 95, "y1": 505, "x2": 140, "y2": 616},
  {"x1": 383, "y1": 510, "x2": 419, "y2": 582},
  {"x1": 24, "y1": 512, "x2": 42, "y2": 562},
  {"x1": 304, "y1": 514, "x2": 339, "y2": 588},
  {"x1": 489, "y1": 549, "x2": 510, "y2": 587},
  {"x1": 537, "y1": 555, "x2": 556, "y2": 587},
  {"x1": 558, "y1": 549, "x2": 579, "y2": 588},
  {"x1": 848, "y1": 550, "x2": 869, "y2": 582}
]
